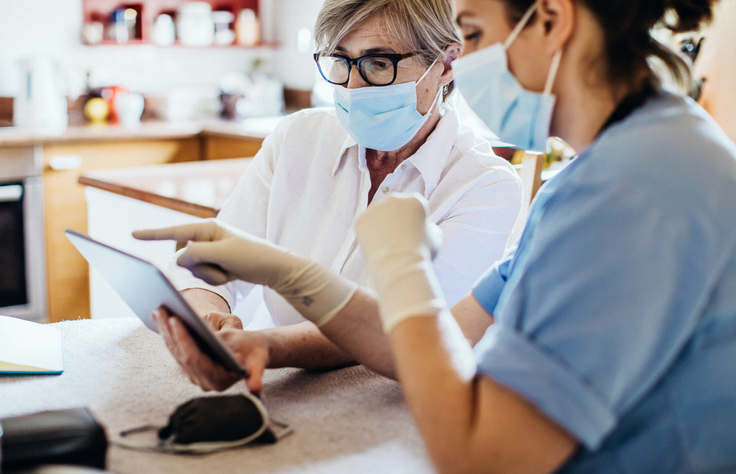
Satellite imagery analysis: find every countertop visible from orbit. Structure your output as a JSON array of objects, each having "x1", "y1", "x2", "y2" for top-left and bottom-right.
[
  {"x1": 0, "y1": 318, "x2": 434, "y2": 473},
  {"x1": 80, "y1": 158, "x2": 252, "y2": 218},
  {"x1": 0, "y1": 116, "x2": 284, "y2": 148}
]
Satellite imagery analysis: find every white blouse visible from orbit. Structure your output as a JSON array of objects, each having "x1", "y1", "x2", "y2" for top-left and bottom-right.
[{"x1": 169, "y1": 104, "x2": 522, "y2": 326}]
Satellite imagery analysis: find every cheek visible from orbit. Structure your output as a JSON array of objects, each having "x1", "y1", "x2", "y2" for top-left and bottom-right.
[{"x1": 462, "y1": 42, "x2": 480, "y2": 56}]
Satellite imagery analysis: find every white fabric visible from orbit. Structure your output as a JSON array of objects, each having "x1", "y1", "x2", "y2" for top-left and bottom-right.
[{"x1": 169, "y1": 104, "x2": 522, "y2": 326}]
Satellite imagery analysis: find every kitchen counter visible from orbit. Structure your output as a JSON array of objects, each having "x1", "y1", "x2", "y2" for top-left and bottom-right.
[
  {"x1": 0, "y1": 116, "x2": 284, "y2": 147},
  {"x1": 0, "y1": 318, "x2": 434, "y2": 474},
  {"x1": 80, "y1": 157, "x2": 252, "y2": 218}
]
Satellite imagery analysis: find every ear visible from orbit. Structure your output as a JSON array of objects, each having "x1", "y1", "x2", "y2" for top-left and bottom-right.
[
  {"x1": 440, "y1": 42, "x2": 463, "y2": 85},
  {"x1": 537, "y1": 0, "x2": 574, "y2": 54}
]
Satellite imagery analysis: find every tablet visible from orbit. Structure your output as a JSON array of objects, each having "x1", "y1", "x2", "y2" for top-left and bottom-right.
[{"x1": 65, "y1": 229, "x2": 247, "y2": 378}]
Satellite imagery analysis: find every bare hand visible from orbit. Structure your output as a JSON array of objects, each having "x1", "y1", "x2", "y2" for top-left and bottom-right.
[
  {"x1": 201, "y1": 311, "x2": 244, "y2": 331},
  {"x1": 152, "y1": 307, "x2": 269, "y2": 393}
]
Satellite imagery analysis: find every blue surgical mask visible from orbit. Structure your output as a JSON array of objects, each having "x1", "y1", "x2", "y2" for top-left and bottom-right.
[
  {"x1": 333, "y1": 59, "x2": 440, "y2": 152},
  {"x1": 451, "y1": 5, "x2": 562, "y2": 152}
]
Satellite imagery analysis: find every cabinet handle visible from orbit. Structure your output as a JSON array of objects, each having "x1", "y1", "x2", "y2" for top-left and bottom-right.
[{"x1": 49, "y1": 155, "x2": 84, "y2": 171}]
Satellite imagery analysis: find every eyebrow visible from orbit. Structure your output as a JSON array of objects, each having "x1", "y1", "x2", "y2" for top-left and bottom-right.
[
  {"x1": 334, "y1": 45, "x2": 399, "y2": 56},
  {"x1": 455, "y1": 12, "x2": 475, "y2": 26}
]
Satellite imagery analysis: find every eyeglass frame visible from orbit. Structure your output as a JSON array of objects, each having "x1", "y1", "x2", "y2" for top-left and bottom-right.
[{"x1": 313, "y1": 52, "x2": 417, "y2": 87}]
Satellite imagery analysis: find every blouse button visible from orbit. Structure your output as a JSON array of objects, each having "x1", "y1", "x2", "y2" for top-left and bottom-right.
[
  {"x1": 381, "y1": 187, "x2": 389, "y2": 194},
  {"x1": 400, "y1": 164, "x2": 407, "y2": 170}
]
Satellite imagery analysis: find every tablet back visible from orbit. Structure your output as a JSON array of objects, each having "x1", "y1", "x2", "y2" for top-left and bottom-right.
[{"x1": 65, "y1": 229, "x2": 246, "y2": 377}]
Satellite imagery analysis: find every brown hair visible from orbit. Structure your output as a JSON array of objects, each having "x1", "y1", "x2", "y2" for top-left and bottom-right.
[{"x1": 500, "y1": 0, "x2": 717, "y2": 93}]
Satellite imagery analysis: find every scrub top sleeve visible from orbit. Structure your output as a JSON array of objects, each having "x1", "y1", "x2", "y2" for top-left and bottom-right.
[
  {"x1": 472, "y1": 252, "x2": 515, "y2": 316},
  {"x1": 474, "y1": 176, "x2": 723, "y2": 449}
]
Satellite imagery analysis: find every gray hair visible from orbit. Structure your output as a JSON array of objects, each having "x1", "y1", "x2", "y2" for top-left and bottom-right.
[{"x1": 314, "y1": 0, "x2": 462, "y2": 98}]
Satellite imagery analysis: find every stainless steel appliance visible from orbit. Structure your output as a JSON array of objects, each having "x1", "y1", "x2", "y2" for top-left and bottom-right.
[{"x1": 0, "y1": 146, "x2": 46, "y2": 321}]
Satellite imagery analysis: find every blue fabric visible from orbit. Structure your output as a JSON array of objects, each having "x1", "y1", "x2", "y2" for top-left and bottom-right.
[{"x1": 472, "y1": 91, "x2": 736, "y2": 472}]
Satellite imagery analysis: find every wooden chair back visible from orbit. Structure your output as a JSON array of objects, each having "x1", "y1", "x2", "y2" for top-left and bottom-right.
[{"x1": 507, "y1": 151, "x2": 544, "y2": 249}]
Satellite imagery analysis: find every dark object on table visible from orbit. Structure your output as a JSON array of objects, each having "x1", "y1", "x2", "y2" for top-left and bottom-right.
[{"x1": 0, "y1": 407, "x2": 107, "y2": 471}]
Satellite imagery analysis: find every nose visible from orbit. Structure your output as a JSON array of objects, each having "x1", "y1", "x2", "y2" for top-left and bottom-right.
[{"x1": 346, "y1": 64, "x2": 369, "y2": 89}]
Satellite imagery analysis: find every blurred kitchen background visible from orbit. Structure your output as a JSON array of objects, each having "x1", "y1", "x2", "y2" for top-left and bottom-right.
[
  {"x1": 0, "y1": 0, "x2": 332, "y2": 325},
  {"x1": 0, "y1": 0, "x2": 327, "y2": 127}
]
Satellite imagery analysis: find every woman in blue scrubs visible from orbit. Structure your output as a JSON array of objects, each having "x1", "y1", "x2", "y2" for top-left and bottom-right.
[{"x1": 137, "y1": 0, "x2": 736, "y2": 471}]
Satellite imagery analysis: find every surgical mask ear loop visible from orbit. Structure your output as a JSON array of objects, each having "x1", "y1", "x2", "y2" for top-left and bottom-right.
[
  {"x1": 502, "y1": 3, "x2": 562, "y2": 97},
  {"x1": 543, "y1": 49, "x2": 562, "y2": 95},
  {"x1": 415, "y1": 56, "x2": 442, "y2": 116},
  {"x1": 416, "y1": 55, "x2": 440, "y2": 86},
  {"x1": 504, "y1": 4, "x2": 538, "y2": 49}
]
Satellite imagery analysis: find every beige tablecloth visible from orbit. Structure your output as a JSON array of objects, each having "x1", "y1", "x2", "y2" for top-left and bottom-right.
[{"x1": 0, "y1": 318, "x2": 435, "y2": 473}]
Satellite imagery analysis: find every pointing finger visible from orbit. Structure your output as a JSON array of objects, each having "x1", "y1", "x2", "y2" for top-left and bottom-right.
[{"x1": 132, "y1": 220, "x2": 221, "y2": 243}]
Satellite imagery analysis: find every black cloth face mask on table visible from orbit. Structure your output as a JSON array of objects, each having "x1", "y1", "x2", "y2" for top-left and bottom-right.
[{"x1": 113, "y1": 392, "x2": 292, "y2": 454}]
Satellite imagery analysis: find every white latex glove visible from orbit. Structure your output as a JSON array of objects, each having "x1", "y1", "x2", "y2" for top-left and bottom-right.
[
  {"x1": 133, "y1": 219, "x2": 358, "y2": 326},
  {"x1": 354, "y1": 193, "x2": 446, "y2": 332}
]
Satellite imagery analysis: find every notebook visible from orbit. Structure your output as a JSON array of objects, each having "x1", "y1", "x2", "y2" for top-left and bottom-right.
[{"x1": 0, "y1": 315, "x2": 64, "y2": 375}]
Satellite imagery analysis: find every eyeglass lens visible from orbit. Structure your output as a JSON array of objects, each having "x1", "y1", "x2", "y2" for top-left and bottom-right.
[{"x1": 317, "y1": 56, "x2": 396, "y2": 86}]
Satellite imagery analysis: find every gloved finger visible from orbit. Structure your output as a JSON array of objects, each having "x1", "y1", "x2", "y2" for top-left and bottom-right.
[
  {"x1": 176, "y1": 240, "x2": 228, "y2": 269},
  {"x1": 187, "y1": 262, "x2": 232, "y2": 286},
  {"x1": 132, "y1": 219, "x2": 221, "y2": 243}
]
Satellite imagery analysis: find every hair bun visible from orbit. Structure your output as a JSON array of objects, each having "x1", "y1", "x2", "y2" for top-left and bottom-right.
[{"x1": 662, "y1": 0, "x2": 715, "y2": 32}]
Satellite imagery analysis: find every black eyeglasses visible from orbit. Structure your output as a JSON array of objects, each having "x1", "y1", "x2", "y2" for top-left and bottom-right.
[{"x1": 314, "y1": 52, "x2": 416, "y2": 87}]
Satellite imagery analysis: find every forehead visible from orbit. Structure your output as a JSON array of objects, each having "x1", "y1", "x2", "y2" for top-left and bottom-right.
[
  {"x1": 456, "y1": 0, "x2": 508, "y2": 27},
  {"x1": 336, "y1": 15, "x2": 407, "y2": 55}
]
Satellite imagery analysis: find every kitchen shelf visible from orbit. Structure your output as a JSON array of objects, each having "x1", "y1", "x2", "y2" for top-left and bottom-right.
[
  {"x1": 83, "y1": 0, "x2": 259, "y2": 45},
  {"x1": 91, "y1": 39, "x2": 278, "y2": 49}
]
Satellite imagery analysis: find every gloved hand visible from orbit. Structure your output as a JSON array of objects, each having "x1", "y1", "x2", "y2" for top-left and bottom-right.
[
  {"x1": 354, "y1": 193, "x2": 446, "y2": 332},
  {"x1": 133, "y1": 220, "x2": 358, "y2": 326}
]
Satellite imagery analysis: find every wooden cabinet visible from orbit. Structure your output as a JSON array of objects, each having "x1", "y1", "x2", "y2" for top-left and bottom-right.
[
  {"x1": 202, "y1": 134, "x2": 263, "y2": 161},
  {"x1": 43, "y1": 138, "x2": 200, "y2": 322}
]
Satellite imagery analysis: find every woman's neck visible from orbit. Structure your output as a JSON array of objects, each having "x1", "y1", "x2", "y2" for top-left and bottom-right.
[
  {"x1": 547, "y1": 4, "x2": 633, "y2": 153},
  {"x1": 364, "y1": 104, "x2": 442, "y2": 203},
  {"x1": 550, "y1": 69, "x2": 624, "y2": 153}
]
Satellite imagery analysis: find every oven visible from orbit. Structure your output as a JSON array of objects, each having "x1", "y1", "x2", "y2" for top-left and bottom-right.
[{"x1": 0, "y1": 146, "x2": 46, "y2": 321}]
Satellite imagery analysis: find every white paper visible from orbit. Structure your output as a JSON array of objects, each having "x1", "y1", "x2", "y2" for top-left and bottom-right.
[{"x1": 0, "y1": 315, "x2": 63, "y2": 372}]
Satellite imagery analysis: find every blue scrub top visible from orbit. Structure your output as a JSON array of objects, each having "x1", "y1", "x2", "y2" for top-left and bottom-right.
[{"x1": 472, "y1": 91, "x2": 736, "y2": 473}]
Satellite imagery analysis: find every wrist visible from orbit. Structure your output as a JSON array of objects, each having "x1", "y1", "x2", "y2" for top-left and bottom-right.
[
  {"x1": 271, "y1": 258, "x2": 359, "y2": 326},
  {"x1": 367, "y1": 253, "x2": 445, "y2": 332}
]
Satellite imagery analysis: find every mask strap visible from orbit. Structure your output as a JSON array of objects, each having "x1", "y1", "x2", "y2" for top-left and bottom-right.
[
  {"x1": 416, "y1": 55, "x2": 440, "y2": 86},
  {"x1": 504, "y1": 3, "x2": 538, "y2": 49},
  {"x1": 543, "y1": 49, "x2": 562, "y2": 95},
  {"x1": 424, "y1": 86, "x2": 443, "y2": 117},
  {"x1": 416, "y1": 55, "x2": 443, "y2": 116}
]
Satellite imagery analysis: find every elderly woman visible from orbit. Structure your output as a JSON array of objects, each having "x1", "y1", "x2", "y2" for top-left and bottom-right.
[{"x1": 161, "y1": 0, "x2": 521, "y2": 390}]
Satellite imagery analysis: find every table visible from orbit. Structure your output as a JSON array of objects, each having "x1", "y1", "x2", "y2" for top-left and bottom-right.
[{"x1": 0, "y1": 319, "x2": 435, "y2": 473}]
